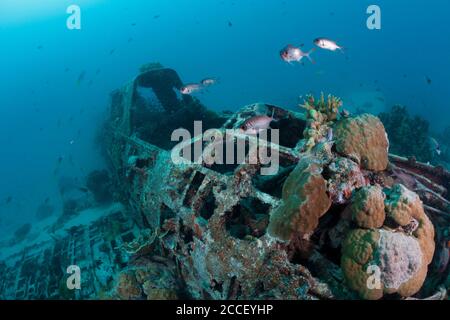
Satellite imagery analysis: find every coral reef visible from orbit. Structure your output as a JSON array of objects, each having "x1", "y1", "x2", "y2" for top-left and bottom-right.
[
  {"x1": 350, "y1": 186, "x2": 385, "y2": 229},
  {"x1": 25, "y1": 66, "x2": 443, "y2": 301},
  {"x1": 334, "y1": 114, "x2": 389, "y2": 171},
  {"x1": 268, "y1": 155, "x2": 331, "y2": 241},
  {"x1": 325, "y1": 157, "x2": 367, "y2": 204},
  {"x1": 114, "y1": 258, "x2": 180, "y2": 300},
  {"x1": 340, "y1": 183, "x2": 435, "y2": 299},
  {"x1": 379, "y1": 105, "x2": 432, "y2": 162},
  {"x1": 341, "y1": 228, "x2": 425, "y2": 300},
  {"x1": 299, "y1": 93, "x2": 342, "y2": 151},
  {"x1": 99, "y1": 74, "x2": 450, "y2": 300}
]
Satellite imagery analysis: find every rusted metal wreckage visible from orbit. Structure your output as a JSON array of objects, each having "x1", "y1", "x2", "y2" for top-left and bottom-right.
[{"x1": 102, "y1": 64, "x2": 450, "y2": 300}]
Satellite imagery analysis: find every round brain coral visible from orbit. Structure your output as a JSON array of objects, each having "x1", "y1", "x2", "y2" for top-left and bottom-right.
[
  {"x1": 334, "y1": 114, "x2": 389, "y2": 171},
  {"x1": 341, "y1": 184, "x2": 435, "y2": 299},
  {"x1": 350, "y1": 185, "x2": 386, "y2": 229},
  {"x1": 268, "y1": 156, "x2": 331, "y2": 241}
]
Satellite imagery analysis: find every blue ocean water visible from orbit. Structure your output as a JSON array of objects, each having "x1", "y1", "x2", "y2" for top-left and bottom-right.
[{"x1": 0, "y1": 0, "x2": 449, "y2": 237}]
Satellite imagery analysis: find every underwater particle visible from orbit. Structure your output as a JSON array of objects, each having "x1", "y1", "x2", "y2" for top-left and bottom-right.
[
  {"x1": 131, "y1": 22, "x2": 136, "y2": 26},
  {"x1": 153, "y1": 14, "x2": 161, "y2": 19},
  {"x1": 314, "y1": 38, "x2": 343, "y2": 52},
  {"x1": 37, "y1": 45, "x2": 43, "y2": 50},
  {"x1": 109, "y1": 48, "x2": 116, "y2": 55},
  {"x1": 76, "y1": 71, "x2": 86, "y2": 85},
  {"x1": 4, "y1": 196, "x2": 13, "y2": 205},
  {"x1": 425, "y1": 76, "x2": 432, "y2": 85},
  {"x1": 280, "y1": 45, "x2": 315, "y2": 64},
  {"x1": 228, "y1": 21, "x2": 233, "y2": 27}
]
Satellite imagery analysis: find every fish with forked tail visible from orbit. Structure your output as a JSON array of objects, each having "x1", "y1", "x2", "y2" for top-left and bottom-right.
[
  {"x1": 280, "y1": 45, "x2": 315, "y2": 64},
  {"x1": 180, "y1": 83, "x2": 202, "y2": 95},
  {"x1": 314, "y1": 37, "x2": 344, "y2": 52}
]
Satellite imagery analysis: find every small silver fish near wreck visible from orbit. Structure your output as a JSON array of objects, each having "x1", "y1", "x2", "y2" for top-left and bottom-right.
[
  {"x1": 180, "y1": 83, "x2": 203, "y2": 95},
  {"x1": 240, "y1": 110, "x2": 276, "y2": 135}
]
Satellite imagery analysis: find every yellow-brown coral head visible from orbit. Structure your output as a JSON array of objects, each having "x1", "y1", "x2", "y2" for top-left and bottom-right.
[
  {"x1": 334, "y1": 114, "x2": 389, "y2": 171},
  {"x1": 350, "y1": 185, "x2": 386, "y2": 229},
  {"x1": 268, "y1": 156, "x2": 331, "y2": 241},
  {"x1": 341, "y1": 184, "x2": 435, "y2": 300},
  {"x1": 341, "y1": 229, "x2": 426, "y2": 300}
]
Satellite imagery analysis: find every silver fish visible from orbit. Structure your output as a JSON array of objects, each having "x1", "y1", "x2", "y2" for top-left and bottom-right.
[
  {"x1": 280, "y1": 45, "x2": 315, "y2": 64},
  {"x1": 314, "y1": 38, "x2": 344, "y2": 52},
  {"x1": 180, "y1": 83, "x2": 202, "y2": 95},
  {"x1": 241, "y1": 110, "x2": 275, "y2": 135},
  {"x1": 200, "y1": 78, "x2": 218, "y2": 86}
]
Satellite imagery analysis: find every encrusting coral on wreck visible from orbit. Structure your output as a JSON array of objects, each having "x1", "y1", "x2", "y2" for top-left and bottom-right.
[
  {"x1": 340, "y1": 183, "x2": 435, "y2": 299},
  {"x1": 334, "y1": 114, "x2": 389, "y2": 171},
  {"x1": 350, "y1": 186, "x2": 385, "y2": 229},
  {"x1": 100, "y1": 66, "x2": 450, "y2": 301},
  {"x1": 268, "y1": 155, "x2": 332, "y2": 241}
]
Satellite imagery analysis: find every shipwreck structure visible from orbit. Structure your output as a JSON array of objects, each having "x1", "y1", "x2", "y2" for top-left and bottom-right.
[
  {"x1": 99, "y1": 64, "x2": 450, "y2": 300},
  {"x1": 2, "y1": 64, "x2": 447, "y2": 300}
]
